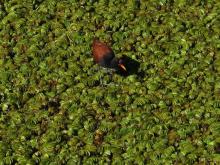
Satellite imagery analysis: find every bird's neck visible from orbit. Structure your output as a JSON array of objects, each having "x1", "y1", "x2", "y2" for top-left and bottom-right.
[{"x1": 109, "y1": 58, "x2": 118, "y2": 68}]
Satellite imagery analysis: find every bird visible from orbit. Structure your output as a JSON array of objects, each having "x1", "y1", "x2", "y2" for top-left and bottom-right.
[{"x1": 92, "y1": 38, "x2": 127, "y2": 72}]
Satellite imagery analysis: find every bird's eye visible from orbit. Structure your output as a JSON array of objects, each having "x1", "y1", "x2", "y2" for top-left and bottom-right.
[{"x1": 119, "y1": 59, "x2": 123, "y2": 64}]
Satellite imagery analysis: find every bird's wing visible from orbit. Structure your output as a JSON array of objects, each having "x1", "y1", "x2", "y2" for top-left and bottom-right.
[{"x1": 92, "y1": 40, "x2": 115, "y2": 65}]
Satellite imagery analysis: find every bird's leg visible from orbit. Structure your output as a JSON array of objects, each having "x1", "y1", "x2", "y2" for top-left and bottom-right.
[
  {"x1": 109, "y1": 70, "x2": 114, "y2": 83},
  {"x1": 99, "y1": 68, "x2": 105, "y2": 87},
  {"x1": 100, "y1": 74, "x2": 105, "y2": 87},
  {"x1": 100, "y1": 67, "x2": 113, "y2": 87},
  {"x1": 91, "y1": 65, "x2": 100, "y2": 72},
  {"x1": 103, "y1": 69, "x2": 120, "y2": 87},
  {"x1": 96, "y1": 68, "x2": 117, "y2": 87},
  {"x1": 92, "y1": 66, "x2": 105, "y2": 87},
  {"x1": 109, "y1": 71, "x2": 119, "y2": 87},
  {"x1": 105, "y1": 68, "x2": 116, "y2": 86}
]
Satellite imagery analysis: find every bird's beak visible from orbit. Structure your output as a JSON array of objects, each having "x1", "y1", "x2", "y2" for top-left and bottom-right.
[{"x1": 119, "y1": 64, "x2": 127, "y2": 71}]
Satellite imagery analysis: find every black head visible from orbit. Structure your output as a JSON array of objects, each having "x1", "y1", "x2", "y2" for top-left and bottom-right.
[
  {"x1": 109, "y1": 57, "x2": 127, "y2": 72},
  {"x1": 109, "y1": 55, "x2": 140, "y2": 76},
  {"x1": 117, "y1": 55, "x2": 140, "y2": 76},
  {"x1": 117, "y1": 58, "x2": 127, "y2": 72}
]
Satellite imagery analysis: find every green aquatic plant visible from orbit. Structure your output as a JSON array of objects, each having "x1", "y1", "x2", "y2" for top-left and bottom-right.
[{"x1": 0, "y1": 0, "x2": 220, "y2": 164}]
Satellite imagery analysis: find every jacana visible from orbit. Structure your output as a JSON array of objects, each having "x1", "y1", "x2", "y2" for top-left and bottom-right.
[{"x1": 92, "y1": 38, "x2": 127, "y2": 72}]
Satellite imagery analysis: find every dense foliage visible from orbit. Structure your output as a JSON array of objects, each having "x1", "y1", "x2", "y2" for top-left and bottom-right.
[{"x1": 0, "y1": 0, "x2": 220, "y2": 164}]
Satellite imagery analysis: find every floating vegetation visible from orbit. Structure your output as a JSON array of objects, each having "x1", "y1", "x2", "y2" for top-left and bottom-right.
[{"x1": 0, "y1": 0, "x2": 220, "y2": 164}]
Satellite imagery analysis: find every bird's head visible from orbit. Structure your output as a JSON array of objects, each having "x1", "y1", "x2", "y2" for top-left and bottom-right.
[{"x1": 118, "y1": 58, "x2": 127, "y2": 72}]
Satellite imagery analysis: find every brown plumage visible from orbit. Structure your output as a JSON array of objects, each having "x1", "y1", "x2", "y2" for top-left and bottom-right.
[{"x1": 92, "y1": 38, "x2": 127, "y2": 72}]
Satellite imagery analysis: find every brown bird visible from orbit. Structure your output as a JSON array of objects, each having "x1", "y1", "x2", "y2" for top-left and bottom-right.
[{"x1": 92, "y1": 38, "x2": 127, "y2": 72}]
